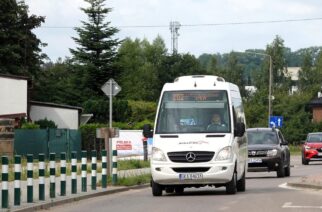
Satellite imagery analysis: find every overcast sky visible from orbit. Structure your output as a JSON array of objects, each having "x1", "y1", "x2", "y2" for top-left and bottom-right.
[{"x1": 25, "y1": 0, "x2": 322, "y2": 62}]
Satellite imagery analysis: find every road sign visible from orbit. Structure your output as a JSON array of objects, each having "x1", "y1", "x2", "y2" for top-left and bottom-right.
[
  {"x1": 269, "y1": 116, "x2": 283, "y2": 128},
  {"x1": 101, "y1": 78, "x2": 121, "y2": 97}
]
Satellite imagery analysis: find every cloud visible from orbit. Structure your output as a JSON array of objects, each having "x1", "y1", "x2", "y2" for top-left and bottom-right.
[{"x1": 25, "y1": 0, "x2": 322, "y2": 61}]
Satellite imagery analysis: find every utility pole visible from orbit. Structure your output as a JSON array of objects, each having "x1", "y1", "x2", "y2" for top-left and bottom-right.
[{"x1": 169, "y1": 21, "x2": 181, "y2": 54}]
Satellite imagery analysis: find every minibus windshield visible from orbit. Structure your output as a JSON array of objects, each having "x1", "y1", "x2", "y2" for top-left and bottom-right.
[{"x1": 155, "y1": 90, "x2": 231, "y2": 134}]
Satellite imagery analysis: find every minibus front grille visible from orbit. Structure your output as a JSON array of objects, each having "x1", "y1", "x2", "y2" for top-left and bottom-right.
[
  {"x1": 167, "y1": 151, "x2": 215, "y2": 163},
  {"x1": 172, "y1": 167, "x2": 210, "y2": 173}
]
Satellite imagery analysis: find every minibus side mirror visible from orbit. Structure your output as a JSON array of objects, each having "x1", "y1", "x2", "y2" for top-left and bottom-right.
[
  {"x1": 143, "y1": 124, "x2": 153, "y2": 138},
  {"x1": 234, "y1": 122, "x2": 245, "y2": 137}
]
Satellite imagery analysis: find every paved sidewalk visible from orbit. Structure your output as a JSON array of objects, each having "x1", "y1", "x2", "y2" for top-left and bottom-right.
[
  {"x1": 0, "y1": 168, "x2": 150, "y2": 212},
  {"x1": 287, "y1": 174, "x2": 322, "y2": 190},
  {"x1": 286, "y1": 155, "x2": 322, "y2": 190}
]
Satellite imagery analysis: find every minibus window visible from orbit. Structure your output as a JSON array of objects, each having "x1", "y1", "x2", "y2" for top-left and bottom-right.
[{"x1": 155, "y1": 90, "x2": 231, "y2": 134}]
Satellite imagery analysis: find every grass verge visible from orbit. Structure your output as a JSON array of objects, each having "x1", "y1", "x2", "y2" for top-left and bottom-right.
[{"x1": 289, "y1": 145, "x2": 301, "y2": 155}]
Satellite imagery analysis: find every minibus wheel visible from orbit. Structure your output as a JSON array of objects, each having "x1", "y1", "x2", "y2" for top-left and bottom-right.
[
  {"x1": 152, "y1": 180, "x2": 163, "y2": 196},
  {"x1": 226, "y1": 172, "x2": 237, "y2": 194}
]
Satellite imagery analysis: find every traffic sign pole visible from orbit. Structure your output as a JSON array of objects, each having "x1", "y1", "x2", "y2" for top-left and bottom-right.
[
  {"x1": 109, "y1": 80, "x2": 112, "y2": 128},
  {"x1": 101, "y1": 78, "x2": 121, "y2": 177}
]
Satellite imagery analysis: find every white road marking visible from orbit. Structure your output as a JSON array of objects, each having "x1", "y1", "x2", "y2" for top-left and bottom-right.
[
  {"x1": 282, "y1": 202, "x2": 322, "y2": 209},
  {"x1": 278, "y1": 183, "x2": 302, "y2": 190}
]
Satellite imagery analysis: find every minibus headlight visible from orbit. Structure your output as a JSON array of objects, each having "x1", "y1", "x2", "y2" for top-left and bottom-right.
[
  {"x1": 216, "y1": 146, "x2": 232, "y2": 161},
  {"x1": 152, "y1": 147, "x2": 167, "y2": 161}
]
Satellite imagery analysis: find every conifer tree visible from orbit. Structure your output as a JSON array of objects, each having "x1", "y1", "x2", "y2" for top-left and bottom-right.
[{"x1": 70, "y1": 0, "x2": 120, "y2": 96}]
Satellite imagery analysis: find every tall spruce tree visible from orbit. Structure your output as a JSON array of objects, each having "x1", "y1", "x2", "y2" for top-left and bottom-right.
[
  {"x1": 0, "y1": 0, "x2": 45, "y2": 77},
  {"x1": 70, "y1": 0, "x2": 120, "y2": 97}
]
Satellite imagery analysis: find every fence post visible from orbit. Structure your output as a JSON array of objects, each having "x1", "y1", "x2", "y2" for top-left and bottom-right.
[
  {"x1": 71, "y1": 151, "x2": 77, "y2": 194},
  {"x1": 50, "y1": 153, "x2": 56, "y2": 198},
  {"x1": 102, "y1": 150, "x2": 107, "y2": 188},
  {"x1": 91, "y1": 150, "x2": 97, "y2": 190},
  {"x1": 81, "y1": 151, "x2": 87, "y2": 192},
  {"x1": 112, "y1": 150, "x2": 118, "y2": 185},
  {"x1": 1, "y1": 156, "x2": 9, "y2": 209},
  {"x1": 39, "y1": 153, "x2": 45, "y2": 200},
  {"x1": 14, "y1": 155, "x2": 21, "y2": 206},
  {"x1": 60, "y1": 152, "x2": 66, "y2": 196},
  {"x1": 27, "y1": 154, "x2": 33, "y2": 203}
]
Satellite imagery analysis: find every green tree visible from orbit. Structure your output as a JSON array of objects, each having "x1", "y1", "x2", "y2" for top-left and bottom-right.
[
  {"x1": 0, "y1": 0, "x2": 45, "y2": 77},
  {"x1": 265, "y1": 35, "x2": 288, "y2": 85},
  {"x1": 70, "y1": 0, "x2": 120, "y2": 97},
  {"x1": 33, "y1": 59, "x2": 84, "y2": 106},
  {"x1": 117, "y1": 37, "x2": 166, "y2": 101},
  {"x1": 298, "y1": 52, "x2": 314, "y2": 92}
]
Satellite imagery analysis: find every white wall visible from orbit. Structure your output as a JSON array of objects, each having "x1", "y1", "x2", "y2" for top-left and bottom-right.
[
  {"x1": 30, "y1": 105, "x2": 79, "y2": 129},
  {"x1": 0, "y1": 77, "x2": 27, "y2": 116}
]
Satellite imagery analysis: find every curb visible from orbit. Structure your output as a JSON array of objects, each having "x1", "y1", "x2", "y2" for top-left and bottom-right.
[
  {"x1": 287, "y1": 182, "x2": 322, "y2": 190},
  {"x1": 12, "y1": 184, "x2": 150, "y2": 212}
]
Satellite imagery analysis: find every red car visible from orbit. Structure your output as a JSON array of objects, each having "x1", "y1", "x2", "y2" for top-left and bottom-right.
[{"x1": 302, "y1": 132, "x2": 322, "y2": 165}]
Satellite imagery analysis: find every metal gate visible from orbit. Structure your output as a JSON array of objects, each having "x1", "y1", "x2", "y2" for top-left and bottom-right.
[{"x1": 14, "y1": 129, "x2": 81, "y2": 159}]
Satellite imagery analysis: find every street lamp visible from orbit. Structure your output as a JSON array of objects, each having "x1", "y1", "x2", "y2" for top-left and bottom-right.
[{"x1": 235, "y1": 51, "x2": 273, "y2": 127}]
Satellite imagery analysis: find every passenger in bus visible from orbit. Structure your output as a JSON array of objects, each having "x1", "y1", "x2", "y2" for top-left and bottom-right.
[{"x1": 207, "y1": 112, "x2": 227, "y2": 131}]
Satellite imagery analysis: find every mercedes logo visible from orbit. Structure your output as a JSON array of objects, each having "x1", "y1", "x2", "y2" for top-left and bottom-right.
[
  {"x1": 186, "y1": 152, "x2": 196, "y2": 162},
  {"x1": 251, "y1": 151, "x2": 256, "y2": 156}
]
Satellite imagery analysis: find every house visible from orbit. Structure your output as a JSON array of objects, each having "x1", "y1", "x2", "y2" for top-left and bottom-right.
[
  {"x1": 29, "y1": 101, "x2": 83, "y2": 130},
  {"x1": 0, "y1": 74, "x2": 31, "y2": 126},
  {"x1": 284, "y1": 67, "x2": 300, "y2": 95},
  {"x1": 307, "y1": 93, "x2": 322, "y2": 123},
  {"x1": 0, "y1": 74, "x2": 91, "y2": 129}
]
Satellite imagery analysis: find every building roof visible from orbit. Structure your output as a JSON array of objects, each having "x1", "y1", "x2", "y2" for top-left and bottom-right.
[
  {"x1": 0, "y1": 74, "x2": 30, "y2": 81},
  {"x1": 30, "y1": 101, "x2": 83, "y2": 112},
  {"x1": 308, "y1": 97, "x2": 322, "y2": 107}
]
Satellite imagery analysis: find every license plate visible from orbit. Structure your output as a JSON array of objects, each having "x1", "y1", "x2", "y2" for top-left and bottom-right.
[
  {"x1": 318, "y1": 153, "x2": 322, "y2": 156},
  {"x1": 179, "y1": 173, "x2": 203, "y2": 180},
  {"x1": 248, "y1": 158, "x2": 262, "y2": 163}
]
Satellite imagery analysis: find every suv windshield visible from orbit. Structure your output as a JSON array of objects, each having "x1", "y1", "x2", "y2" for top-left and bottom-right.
[
  {"x1": 155, "y1": 90, "x2": 231, "y2": 134},
  {"x1": 307, "y1": 134, "x2": 322, "y2": 143},
  {"x1": 247, "y1": 131, "x2": 278, "y2": 145}
]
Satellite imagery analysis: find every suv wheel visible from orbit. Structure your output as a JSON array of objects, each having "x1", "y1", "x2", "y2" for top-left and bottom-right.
[
  {"x1": 236, "y1": 170, "x2": 246, "y2": 192},
  {"x1": 152, "y1": 180, "x2": 163, "y2": 196},
  {"x1": 302, "y1": 155, "x2": 309, "y2": 165},
  {"x1": 226, "y1": 172, "x2": 237, "y2": 194},
  {"x1": 277, "y1": 161, "x2": 285, "y2": 178},
  {"x1": 284, "y1": 163, "x2": 291, "y2": 177}
]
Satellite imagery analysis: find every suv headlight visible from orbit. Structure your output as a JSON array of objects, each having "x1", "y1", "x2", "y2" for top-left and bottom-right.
[
  {"x1": 152, "y1": 147, "x2": 167, "y2": 161},
  {"x1": 267, "y1": 149, "x2": 278, "y2": 157},
  {"x1": 216, "y1": 146, "x2": 232, "y2": 161}
]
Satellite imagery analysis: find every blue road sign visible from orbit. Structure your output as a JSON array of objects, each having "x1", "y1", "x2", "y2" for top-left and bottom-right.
[{"x1": 269, "y1": 116, "x2": 283, "y2": 128}]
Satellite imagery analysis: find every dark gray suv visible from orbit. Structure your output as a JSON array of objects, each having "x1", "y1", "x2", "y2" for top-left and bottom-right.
[{"x1": 246, "y1": 128, "x2": 290, "y2": 178}]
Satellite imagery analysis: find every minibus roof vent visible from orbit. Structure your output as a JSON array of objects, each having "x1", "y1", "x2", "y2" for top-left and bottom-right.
[
  {"x1": 191, "y1": 75, "x2": 205, "y2": 78},
  {"x1": 217, "y1": 77, "x2": 225, "y2": 82}
]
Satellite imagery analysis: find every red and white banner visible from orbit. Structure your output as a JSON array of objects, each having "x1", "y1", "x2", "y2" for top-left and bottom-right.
[{"x1": 112, "y1": 130, "x2": 152, "y2": 157}]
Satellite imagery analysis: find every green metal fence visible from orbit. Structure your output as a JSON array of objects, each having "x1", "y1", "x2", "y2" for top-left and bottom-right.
[{"x1": 14, "y1": 129, "x2": 81, "y2": 159}]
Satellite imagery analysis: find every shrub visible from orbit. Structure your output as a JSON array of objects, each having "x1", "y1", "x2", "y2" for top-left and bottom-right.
[
  {"x1": 34, "y1": 118, "x2": 57, "y2": 129},
  {"x1": 21, "y1": 123, "x2": 40, "y2": 129}
]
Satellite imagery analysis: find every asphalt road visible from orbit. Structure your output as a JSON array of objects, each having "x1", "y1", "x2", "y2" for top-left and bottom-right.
[{"x1": 45, "y1": 156, "x2": 322, "y2": 212}]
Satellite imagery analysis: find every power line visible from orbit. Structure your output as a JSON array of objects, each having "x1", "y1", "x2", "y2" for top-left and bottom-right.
[{"x1": 40, "y1": 17, "x2": 322, "y2": 29}]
